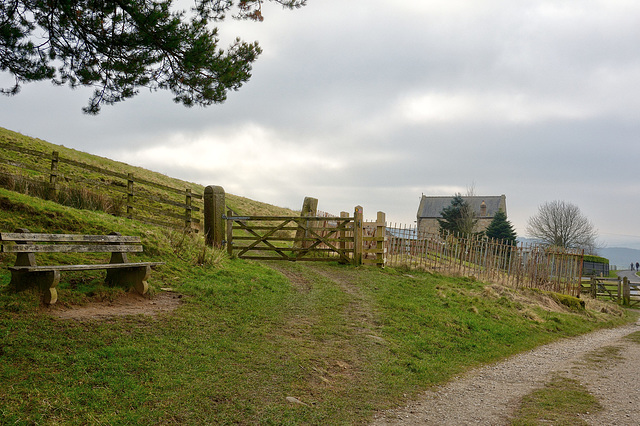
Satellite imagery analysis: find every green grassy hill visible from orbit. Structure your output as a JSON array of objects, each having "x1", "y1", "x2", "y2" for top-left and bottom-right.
[
  {"x1": 0, "y1": 129, "x2": 637, "y2": 424},
  {"x1": 0, "y1": 126, "x2": 298, "y2": 220}
]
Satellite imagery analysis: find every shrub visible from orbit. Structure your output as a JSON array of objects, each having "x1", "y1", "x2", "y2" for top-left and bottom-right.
[
  {"x1": 550, "y1": 292, "x2": 585, "y2": 311},
  {"x1": 583, "y1": 254, "x2": 608, "y2": 264}
]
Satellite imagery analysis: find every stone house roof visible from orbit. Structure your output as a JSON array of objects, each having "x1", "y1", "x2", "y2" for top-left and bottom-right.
[{"x1": 417, "y1": 195, "x2": 507, "y2": 219}]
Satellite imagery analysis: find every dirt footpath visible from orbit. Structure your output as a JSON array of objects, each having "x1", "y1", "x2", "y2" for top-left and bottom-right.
[{"x1": 372, "y1": 318, "x2": 640, "y2": 425}]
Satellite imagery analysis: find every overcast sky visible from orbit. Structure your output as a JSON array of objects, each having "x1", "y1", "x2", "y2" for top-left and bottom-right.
[{"x1": 2, "y1": 0, "x2": 640, "y2": 249}]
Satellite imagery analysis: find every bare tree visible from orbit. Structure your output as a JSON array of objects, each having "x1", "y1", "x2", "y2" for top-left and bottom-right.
[{"x1": 526, "y1": 200, "x2": 599, "y2": 252}]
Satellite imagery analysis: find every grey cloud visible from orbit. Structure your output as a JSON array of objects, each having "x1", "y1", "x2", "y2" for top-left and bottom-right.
[{"x1": 1, "y1": 0, "x2": 640, "y2": 247}]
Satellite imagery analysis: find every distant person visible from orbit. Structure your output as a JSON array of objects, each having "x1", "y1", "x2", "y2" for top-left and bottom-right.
[{"x1": 636, "y1": 262, "x2": 639, "y2": 271}]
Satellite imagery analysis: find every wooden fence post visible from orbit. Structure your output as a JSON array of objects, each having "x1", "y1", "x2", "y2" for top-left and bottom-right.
[
  {"x1": 204, "y1": 185, "x2": 226, "y2": 248},
  {"x1": 353, "y1": 205, "x2": 363, "y2": 266},
  {"x1": 48, "y1": 151, "x2": 59, "y2": 200},
  {"x1": 623, "y1": 276, "x2": 630, "y2": 305},
  {"x1": 126, "y1": 173, "x2": 134, "y2": 219},
  {"x1": 295, "y1": 197, "x2": 318, "y2": 249},
  {"x1": 184, "y1": 188, "x2": 192, "y2": 230},
  {"x1": 590, "y1": 277, "x2": 596, "y2": 299},
  {"x1": 376, "y1": 211, "x2": 386, "y2": 267}
]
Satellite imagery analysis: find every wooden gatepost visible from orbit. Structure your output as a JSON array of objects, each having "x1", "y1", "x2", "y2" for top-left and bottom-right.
[
  {"x1": 622, "y1": 277, "x2": 630, "y2": 306},
  {"x1": 353, "y1": 206, "x2": 363, "y2": 266}
]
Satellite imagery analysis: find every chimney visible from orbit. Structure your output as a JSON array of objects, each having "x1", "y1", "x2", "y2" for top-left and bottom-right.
[{"x1": 480, "y1": 200, "x2": 487, "y2": 217}]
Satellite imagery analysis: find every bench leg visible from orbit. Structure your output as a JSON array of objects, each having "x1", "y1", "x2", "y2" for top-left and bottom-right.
[
  {"x1": 10, "y1": 270, "x2": 60, "y2": 305},
  {"x1": 105, "y1": 266, "x2": 150, "y2": 295}
]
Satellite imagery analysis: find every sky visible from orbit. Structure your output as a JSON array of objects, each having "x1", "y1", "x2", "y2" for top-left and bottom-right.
[{"x1": 2, "y1": 0, "x2": 640, "y2": 249}]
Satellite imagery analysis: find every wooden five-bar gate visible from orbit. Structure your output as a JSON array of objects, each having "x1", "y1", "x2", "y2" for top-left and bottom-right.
[
  {"x1": 224, "y1": 206, "x2": 386, "y2": 266},
  {"x1": 583, "y1": 277, "x2": 640, "y2": 307}
]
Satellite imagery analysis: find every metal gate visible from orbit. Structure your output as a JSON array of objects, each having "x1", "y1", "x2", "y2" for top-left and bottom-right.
[{"x1": 225, "y1": 215, "x2": 357, "y2": 263}]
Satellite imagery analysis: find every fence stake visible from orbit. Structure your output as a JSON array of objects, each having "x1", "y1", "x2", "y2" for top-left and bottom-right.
[
  {"x1": 577, "y1": 249, "x2": 585, "y2": 293},
  {"x1": 353, "y1": 206, "x2": 363, "y2": 266},
  {"x1": 376, "y1": 211, "x2": 386, "y2": 267},
  {"x1": 204, "y1": 185, "x2": 226, "y2": 248}
]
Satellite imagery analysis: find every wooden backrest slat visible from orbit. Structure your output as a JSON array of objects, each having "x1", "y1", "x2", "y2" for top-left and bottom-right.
[
  {"x1": 0, "y1": 233, "x2": 140, "y2": 243},
  {"x1": 2, "y1": 244, "x2": 143, "y2": 253}
]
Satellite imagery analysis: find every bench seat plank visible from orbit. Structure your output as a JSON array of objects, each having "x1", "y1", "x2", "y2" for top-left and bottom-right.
[
  {"x1": 0, "y1": 233, "x2": 141, "y2": 243},
  {"x1": 9, "y1": 262, "x2": 164, "y2": 272},
  {"x1": 3, "y1": 244, "x2": 143, "y2": 253}
]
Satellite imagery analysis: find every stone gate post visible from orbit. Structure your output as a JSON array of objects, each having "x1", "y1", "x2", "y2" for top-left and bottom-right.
[{"x1": 204, "y1": 185, "x2": 225, "y2": 248}]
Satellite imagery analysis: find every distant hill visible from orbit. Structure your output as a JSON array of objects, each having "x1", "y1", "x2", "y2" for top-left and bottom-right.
[
  {"x1": 517, "y1": 238, "x2": 639, "y2": 271},
  {"x1": 599, "y1": 247, "x2": 640, "y2": 270}
]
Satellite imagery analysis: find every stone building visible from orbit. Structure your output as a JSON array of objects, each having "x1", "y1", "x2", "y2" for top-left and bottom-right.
[{"x1": 416, "y1": 194, "x2": 507, "y2": 235}]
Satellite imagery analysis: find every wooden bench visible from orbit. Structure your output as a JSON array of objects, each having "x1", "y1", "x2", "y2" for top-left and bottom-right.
[{"x1": 0, "y1": 229, "x2": 164, "y2": 304}]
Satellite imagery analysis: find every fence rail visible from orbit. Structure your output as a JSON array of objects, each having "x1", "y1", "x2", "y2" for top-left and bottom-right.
[{"x1": 0, "y1": 142, "x2": 203, "y2": 230}]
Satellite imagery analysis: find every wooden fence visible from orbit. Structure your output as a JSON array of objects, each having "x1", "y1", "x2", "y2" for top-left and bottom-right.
[
  {"x1": 0, "y1": 142, "x2": 203, "y2": 230},
  {"x1": 385, "y1": 223, "x2": 584, "y2": 297}
]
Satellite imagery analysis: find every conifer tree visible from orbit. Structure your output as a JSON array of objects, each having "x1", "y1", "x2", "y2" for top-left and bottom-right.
[
  {"x1": 438, "y1": 193, "x2": 477, "y2": 236},
  {"x1": 485, "y1": 210, "x2": 517, "y2": 245}
]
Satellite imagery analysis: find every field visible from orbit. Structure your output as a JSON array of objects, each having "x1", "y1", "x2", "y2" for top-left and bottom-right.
[{"x1": 1, "y1": 187, "x2": 636, "y2": 424}]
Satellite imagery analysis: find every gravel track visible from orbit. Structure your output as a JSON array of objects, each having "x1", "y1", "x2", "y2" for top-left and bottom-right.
[{"x1": 372, "y1": 318, "x2": 640, "y2": 425}]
